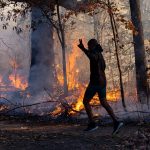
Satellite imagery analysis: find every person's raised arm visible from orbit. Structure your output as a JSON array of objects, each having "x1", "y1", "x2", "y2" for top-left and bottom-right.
[
  {"x1": 78, "y1": 39, "x2": 87, "y2": 51},
  {"x1": 78, "y1": 39, "x2": 98, "y2": 60}
]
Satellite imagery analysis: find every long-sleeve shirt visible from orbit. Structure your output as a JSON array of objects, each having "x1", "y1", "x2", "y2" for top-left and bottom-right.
[{"x1": 81, "y1": 46, "x2": 106, "y2": 87}]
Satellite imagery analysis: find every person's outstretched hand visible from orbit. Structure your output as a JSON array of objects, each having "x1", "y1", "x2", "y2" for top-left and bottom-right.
[{"x1": 78, "y1": 39, "x2": 85, "y2": 50}]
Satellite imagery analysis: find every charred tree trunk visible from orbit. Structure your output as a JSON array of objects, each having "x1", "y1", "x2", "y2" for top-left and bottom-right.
[
  {"x1": 29, "y1": 7, "x2": 55, "y2": 95},
  {"x1": 129, "y1": 0, "x2": 149, "y2": 104}
]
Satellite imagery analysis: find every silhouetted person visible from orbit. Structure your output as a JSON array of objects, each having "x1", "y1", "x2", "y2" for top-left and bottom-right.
[{"x1": 78, "y1": 39, "x2": 123, "y2": 134}]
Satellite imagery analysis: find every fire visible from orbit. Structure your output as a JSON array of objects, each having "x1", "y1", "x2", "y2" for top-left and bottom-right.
[
  {"x1": 67, "y1": 40, "x2": 83, "y2": 90},
  {"x1": 71, "y1": 86, "x2": 120, "y2": 114},
  {"x1": 107, "y1": 89, "x2": 120, "y2": 102},
  {"x1": 56, "y1": 38, "x2": 86, "y2": 90},
  {"x1": 56, "y1": 39, "x2": 121, "y2": 114},
  {"x1": 0, "y1": 59, "x2": 28, "y2": 92},
  {"x1": 51, "y1": 106, "x2": 62, "y2": 117},
  {"x1": 72, "y1": 85, "x2": 85, "y2": 112},
  {"x1": 9, "y1": 74, "x2": 28, "y2": 90}
]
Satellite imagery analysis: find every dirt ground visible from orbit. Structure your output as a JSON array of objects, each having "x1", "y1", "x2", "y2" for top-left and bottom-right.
[{"x1": 0, "y1": 120, "x2": 149, "y2": 150}]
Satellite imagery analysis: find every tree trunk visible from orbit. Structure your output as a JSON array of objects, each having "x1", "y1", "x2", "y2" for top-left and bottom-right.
[
  {"x1": 93, "y1": 11, "x2": 100, "y2": 41},
  {"x1": 56, "y1": 4, "x2": 68, "y2": 95},
  {"x1": 29, "y1": 7, "x2": 55, "y2": 95},
  {"x1": 107, "y1": 0, "x2": 126, "y2": 110},
  {"x1": 129, "y1": 0, "x2": 149, "y2": 104},
  {"x1": 62, "y1": 39, "x2": 68, "y2": 95}
]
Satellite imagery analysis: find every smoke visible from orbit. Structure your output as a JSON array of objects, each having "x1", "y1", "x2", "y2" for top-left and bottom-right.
[
  {"x1": 27, "y1": 7, "x2": 56, "y2": 96},
  {"x1": 0, "y1": 3, "x2": 149, "y2": 122},
  {"x1": 142, "y1": 0, "x2": 150, "y2": 11}
]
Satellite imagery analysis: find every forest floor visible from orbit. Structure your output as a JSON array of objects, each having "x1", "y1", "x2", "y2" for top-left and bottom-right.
[{"x1": 0, "y1": 118, "x2": 150, "y2": 150}]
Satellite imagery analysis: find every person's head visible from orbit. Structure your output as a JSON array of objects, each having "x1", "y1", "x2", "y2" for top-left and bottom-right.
[{"x1": 88, "y1": 39, "x2": 98, "y2": 51}]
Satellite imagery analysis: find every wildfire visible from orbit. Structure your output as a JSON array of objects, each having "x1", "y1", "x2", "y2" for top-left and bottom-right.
[
  {"x1": 67, "y1": 40, "x2": 83, "y2": 90},
  {"x1": 51, "y1": 106, "x2": 62, "y2": 117},
  {"x1": 71, "y1": 86, "x2": 120, "y2": 114},
  {"x1": 72, "y1": 85, "x2": 85, "y2": 112},
  {"x1": 56, "y1": 38, "x2": 86, "y2": 90},
  {"x1": 9, "y1": 74, "x2": 28, "y2": 90},
  {"x1": 55, "y1": 39, "x2": 121, "y2": 114},
  {"x1": 107, "y1": 89, "x2": 120, "y2": 102}
]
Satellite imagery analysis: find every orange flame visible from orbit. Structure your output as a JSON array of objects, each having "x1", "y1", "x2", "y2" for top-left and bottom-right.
[
  {"x1": 71, "y1": 86, "x2": 120, "y2": 114},
  {"x1": 9, "y1": 74, "x2": 28, "y2": 90},
  {"x1": 67, "y1": 40, "x2": 83, "y2": 90},
  {"x1": 56, "y1": 39, "x2": 120, "y2": 114}
]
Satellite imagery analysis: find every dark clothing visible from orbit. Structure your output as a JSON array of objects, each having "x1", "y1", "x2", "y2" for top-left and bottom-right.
[
  {"x1": 81, "y1": 45, "x2": 106, "y2": 87},
  {"x1": 78, "y1": 42, "x2": 118, "y2": 125},
  {"x1": 84, "y1": 83, "x2": 106, "y2": 101}
]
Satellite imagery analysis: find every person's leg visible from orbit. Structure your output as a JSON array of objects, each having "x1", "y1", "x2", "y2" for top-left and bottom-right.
[
  {"x1": 83, "y1": 85, "x2": 96, "y2": 124},
  {"x1": 100, "y1": 98, "x2": 118, "y2": 123},
  {"x1": 98, "y1": 87, "x2": 118, "y2": 123},
  {"x1": 98, "y1": 86, "x2": 124, "y2": 134}
]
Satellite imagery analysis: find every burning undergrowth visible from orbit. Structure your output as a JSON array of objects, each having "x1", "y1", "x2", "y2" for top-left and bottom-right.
[
  {"x1": 0, "y1": 58, "x2": 121, "y2": 120},
  {"x1": 0, "y1": 39, "x2": 149, "y2": 122},
  {"x1": 0, "y1": 73, "x2": 149, "y2": 123}
]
